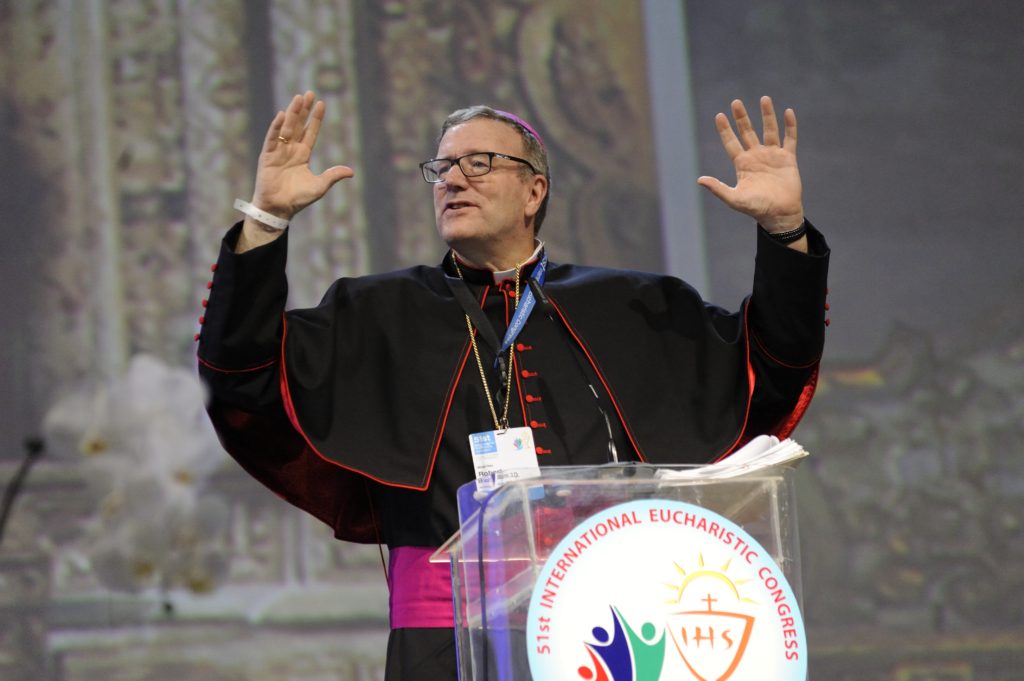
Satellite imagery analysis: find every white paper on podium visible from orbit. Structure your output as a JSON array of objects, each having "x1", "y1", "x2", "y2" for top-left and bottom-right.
[{"x1": 655, "y1": 435, "x2": 808, "y2": 480}]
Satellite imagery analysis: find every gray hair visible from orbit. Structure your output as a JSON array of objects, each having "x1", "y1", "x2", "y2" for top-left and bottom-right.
[{"x1": 439, "y1": 106, "x2": 551, "y2": 233}]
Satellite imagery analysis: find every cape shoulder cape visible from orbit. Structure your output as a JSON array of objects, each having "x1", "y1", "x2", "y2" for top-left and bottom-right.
[
  {"x1": 278, "y1": 261, "x2": 817, "y2": 489},
  {"x1": 199, "y1": 224, "x2": 828, "y2": 540}
]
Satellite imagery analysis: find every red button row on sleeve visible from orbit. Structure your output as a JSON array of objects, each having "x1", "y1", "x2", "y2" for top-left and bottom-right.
[{"x1": 196, "y1": 264, "x2": 217, "y2": 341}]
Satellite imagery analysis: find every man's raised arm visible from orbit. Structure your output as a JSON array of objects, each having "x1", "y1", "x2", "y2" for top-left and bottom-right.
[{"x1": 235, "y1": 90, "x2": 354, "y2": 253}]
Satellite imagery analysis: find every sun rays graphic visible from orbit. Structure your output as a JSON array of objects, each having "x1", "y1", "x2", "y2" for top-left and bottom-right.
[
  {"x1": 661, "y1": 553, "x2": 761, "y2": 681},
  {"x1": 664, "y1": 553, "x2": 759, "y2": 607}
]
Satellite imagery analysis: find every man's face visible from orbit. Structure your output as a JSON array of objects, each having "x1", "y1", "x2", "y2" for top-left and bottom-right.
[{"x1": 432, "y1": 118, "x2": 543, "y2": 260}]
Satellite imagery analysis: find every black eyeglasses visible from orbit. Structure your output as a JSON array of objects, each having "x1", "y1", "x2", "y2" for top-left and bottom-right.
[{"x1": 419, "y1": 151, "x2": 538, "y2": 183}]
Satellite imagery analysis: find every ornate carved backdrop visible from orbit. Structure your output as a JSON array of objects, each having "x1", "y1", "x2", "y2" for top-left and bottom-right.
[
  {"x1": 0, "y1": 1, "x2": 660, "y2": 679},
  {"x1": 3, "y1": 1, "x2": 1024, "y2": 680},
  {"x1": 3, "y1": 0, "x2": 660, "y2": 395},
  {"x1": 344, "y1": 0, "x2": 660, "y2": 275}
]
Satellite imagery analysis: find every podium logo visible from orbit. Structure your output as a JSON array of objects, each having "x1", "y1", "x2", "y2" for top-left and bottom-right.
[
  {"x1": 575, "y1": 606, "x2": 666, "y2": 681},
  {"x1": 527, "y1": 500, "x2": 806, "y2": 681},
  {"x1": 664, "y1": 555, "x2": 756, "y2": 680}
]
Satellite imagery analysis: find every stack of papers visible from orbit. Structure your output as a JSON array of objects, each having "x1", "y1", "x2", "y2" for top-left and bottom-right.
[{"x1": 656, "y1": 435, "x2": 808, "y2": 480}]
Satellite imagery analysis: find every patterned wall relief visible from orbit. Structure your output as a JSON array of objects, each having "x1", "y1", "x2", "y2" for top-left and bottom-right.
[
  {"x1": 797, "y1": 312, "x2": 1024, "y2": 631},
  {"x1": 0, "y1": 490, "x2": 53, "y2": 681},
  {"x1": 51, "y1": 627, "x2": 388, "y2": 681},
  {"x1": 3, "y1": 0, "x2": 100, "y2": 397},
  {"x1": 1, "y1": 0, "x2": 663, "y2": 426},
  {"x1": 1, "y1": 0, "x2": 257, "y2": 392},
  {"x1": 12, "y1": 2, "x2": 1023, "y2": 680},
  {"x1": 107, "y1": 0, "x2": 197, "y2": 363},
  {"x1": 0, "y1": 4, "x2": 663, "y2": 677},
  {"x1": 353, "y1": 0, "x2": 662, "y2": 271},
  {"x1": 268, "y1": 0, "x2": 371, "y2": 306},
  {"x1": 1, "y1": 2, "x2": 387, "y2": 678},
  {"x1": 515, "y1": 0, "x2": 660, "y2": 267},
  {"x1": 178, "y1": 0, "x2": 260, "y2": 339}
]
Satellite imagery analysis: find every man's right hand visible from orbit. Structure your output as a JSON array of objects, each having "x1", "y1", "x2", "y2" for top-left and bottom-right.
[{"x1": 237, "y1": 91, "x2": 354, "y2": 253}]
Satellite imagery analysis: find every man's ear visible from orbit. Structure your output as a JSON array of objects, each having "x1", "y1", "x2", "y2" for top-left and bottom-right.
[{"x1": 524, "y1": 174, "x2": 548, "y2": 219}]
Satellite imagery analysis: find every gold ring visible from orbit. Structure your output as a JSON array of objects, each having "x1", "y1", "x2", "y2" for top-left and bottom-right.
[{"x1": 277, "y1": 136, "x2": 289, "y2": 144}]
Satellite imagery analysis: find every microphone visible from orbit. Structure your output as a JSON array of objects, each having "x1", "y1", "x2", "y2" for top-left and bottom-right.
[
  {"x1": 528, "y1": 279, "x2": 619, "y2": 463},
  {"x1": 0, "y1": 436, "x2": 46, "y2": 546}
]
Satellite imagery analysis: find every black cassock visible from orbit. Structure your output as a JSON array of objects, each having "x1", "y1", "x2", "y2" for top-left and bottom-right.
[{"x1": 197, "y1": 222, "x2": 829, "y2": 679}]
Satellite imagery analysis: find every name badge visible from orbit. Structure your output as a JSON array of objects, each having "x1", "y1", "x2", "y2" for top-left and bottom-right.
[{"x1": 469, "y1": 426, "x2": 541, "y2": 492}]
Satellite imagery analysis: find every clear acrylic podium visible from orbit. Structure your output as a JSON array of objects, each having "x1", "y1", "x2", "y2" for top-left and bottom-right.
[{"x1": 433, "y1": 463, "x2": 803, "y2": 681}]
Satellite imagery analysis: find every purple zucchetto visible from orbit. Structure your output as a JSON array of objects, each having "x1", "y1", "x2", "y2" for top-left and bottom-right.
[{"x1": 495, "y1": 110, "x2": 546, "y2": 151}]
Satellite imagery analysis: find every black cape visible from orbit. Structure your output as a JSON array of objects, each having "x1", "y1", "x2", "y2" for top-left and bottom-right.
[{"x1": 197, "y1": 222, "x2": 829, "y2": 546}]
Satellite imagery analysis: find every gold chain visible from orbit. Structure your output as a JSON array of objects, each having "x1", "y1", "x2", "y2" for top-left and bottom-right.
[{"x1": 452, "y1": 255, "x2": 521, "y2": 431}]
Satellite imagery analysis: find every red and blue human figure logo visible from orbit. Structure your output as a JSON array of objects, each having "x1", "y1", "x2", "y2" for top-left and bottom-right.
[{"x1": 577, "y1": 606, "x2": 666, "y2": 681}]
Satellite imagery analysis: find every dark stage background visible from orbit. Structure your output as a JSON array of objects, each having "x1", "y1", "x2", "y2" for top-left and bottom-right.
[{"x1": 1, "y1": 1, "x2": 1021, "y2": 679}]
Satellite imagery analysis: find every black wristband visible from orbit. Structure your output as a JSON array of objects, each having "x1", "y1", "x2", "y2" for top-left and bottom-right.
[{"x1": 764, "y1": 221, "x2": 807, "y2": 244}]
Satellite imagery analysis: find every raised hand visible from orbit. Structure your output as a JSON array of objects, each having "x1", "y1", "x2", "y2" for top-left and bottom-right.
[
  {"x1": 251, "y1": 91, "x2": 354, "y2": 220},
  {"x1": 697, "y1": 96, "x2": 804, "y2": 234},
  {"x1": 236, "y1": 92, "x2": 354, "y2": 252}
]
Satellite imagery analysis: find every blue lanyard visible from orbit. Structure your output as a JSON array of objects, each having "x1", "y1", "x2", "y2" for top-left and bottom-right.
[{"x1": 495, "y1": 254, "x2": 547, "y2": 365}]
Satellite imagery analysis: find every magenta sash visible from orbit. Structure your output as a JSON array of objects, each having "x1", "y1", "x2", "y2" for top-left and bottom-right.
[{"x1": 388, "y1": 546, "x2": 455, "y2": 628}]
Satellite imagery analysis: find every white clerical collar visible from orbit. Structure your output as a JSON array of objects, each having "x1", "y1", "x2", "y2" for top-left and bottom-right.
[{"x1": 491, "y1": 240, "x2": 545, "y2": 283}]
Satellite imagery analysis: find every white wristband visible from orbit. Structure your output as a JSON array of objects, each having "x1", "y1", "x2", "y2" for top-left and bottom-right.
[{"x1": 233, "y1": 199, "x2": 289, "y2": 231}]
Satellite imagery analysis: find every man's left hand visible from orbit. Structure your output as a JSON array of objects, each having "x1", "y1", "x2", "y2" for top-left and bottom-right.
[{"x1": 698, "y1": 96, "x2": 805, "y2": 236}]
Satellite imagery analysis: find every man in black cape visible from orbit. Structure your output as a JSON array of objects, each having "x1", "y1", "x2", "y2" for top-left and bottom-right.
[{"x1": 197, "y1": 91, "x2": 829, "y2": 679}]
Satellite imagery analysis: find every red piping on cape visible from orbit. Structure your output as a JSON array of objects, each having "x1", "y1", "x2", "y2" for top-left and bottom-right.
[
  {"x1": 712, "y1": 301, "x2": 822, "y2": 460},
  {"x1": 275, "y1": 289, "x2": 817, "y2": 488},
  {"x1": 774, "y1": 365, "x2": 819, "y2": 440},
  {"x1": 546, "y1": 297, "x2": 648, "y2": 462},
  {"x1": 710, "y1": 300, "x2": 757, "y2": 463},
  {"x1": 197, "y1": 355, "x2": 277, "y2": 374},
  {"x1": 750, "y1": 329, "x2": 822, "y2": 369},
  {"x1": 416, "y1": 285, "x2": 492, "y2": 487},
  {"x1": 279, "y1": 309, "x2": 476, "y2": 492}
]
